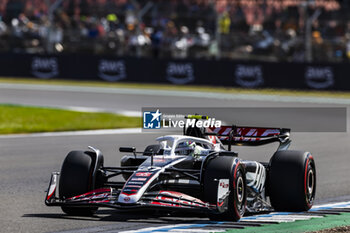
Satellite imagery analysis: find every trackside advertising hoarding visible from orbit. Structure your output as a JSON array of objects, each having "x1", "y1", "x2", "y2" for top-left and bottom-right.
[{"x1": 2, "y1": 53, "x2": 350, "y2": 91}]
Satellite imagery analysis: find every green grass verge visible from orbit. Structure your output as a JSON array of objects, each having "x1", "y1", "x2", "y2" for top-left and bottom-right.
[
  {"x1": 1, "y1": 77, "x2": 350, "y2": 99},
  {"x1": 224, "y1": 213, "x2": 350, "y2": 233},
  {"x1": 0, "y1": 104, "x2": 141, "y2": 134}
]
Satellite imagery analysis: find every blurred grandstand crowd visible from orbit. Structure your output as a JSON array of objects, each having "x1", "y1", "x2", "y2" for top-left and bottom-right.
[{"x1": 0, "y1": 0, "x2": 349, "y2": 62}]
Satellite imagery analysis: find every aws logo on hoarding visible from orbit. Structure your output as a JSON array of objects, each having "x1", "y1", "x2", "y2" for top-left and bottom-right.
[
  {"x1": 235, "y1": 64, "x2": 264, "y2": 88},
  {"x1": 98, "y1": 59, "x2": 126, "y2": 82},
  {"x1": 31, "y1": 57, "x2": 59, "y2": 79},
  {"x1": 305, "y1": 66, "x2": 334, "y2": 89},
  {"x1": 166, "y1": 62, "x2": 194, "y2": 84}
]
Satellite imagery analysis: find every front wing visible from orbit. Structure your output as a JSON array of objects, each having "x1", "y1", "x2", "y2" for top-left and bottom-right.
[{"x1": 45, "y1": 173, "x2": 217, "y2": 213}]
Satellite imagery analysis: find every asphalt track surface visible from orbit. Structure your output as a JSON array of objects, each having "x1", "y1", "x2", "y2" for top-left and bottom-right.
[{"x1": 0, "y1": 83, "x2": 350, "y2": 233}]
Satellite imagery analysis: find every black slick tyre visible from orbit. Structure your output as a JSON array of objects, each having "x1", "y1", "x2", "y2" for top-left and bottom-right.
[
  {"x1": 269, "y1": 150, "x2": 316, "y2": 211},
  {"x1": 59, "y1": 151, "x2": 99, "y2": 216},
  {"x1": 203, "y1": 155, "x2": 246, "y2": 221}
]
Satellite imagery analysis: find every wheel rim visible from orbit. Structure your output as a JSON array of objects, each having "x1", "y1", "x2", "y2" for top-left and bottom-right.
[
  {"x1": 307, "y1": 168, "x2": 315, "y2": 198},
  {"x1": 236, "y1": 176, "x2": 244, "y2": 203}
]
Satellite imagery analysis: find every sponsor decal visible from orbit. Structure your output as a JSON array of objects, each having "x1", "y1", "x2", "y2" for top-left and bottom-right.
[
  {"x1": 125, "y1": 185, "x2": 142, "y2": 188},
  {"x1": 305, "y1": 66, "x2": 334, "y2": 89},
  {"x1": 122, "y1": 189, "x2": 134, "y2": 192},
  {"x1": 98, "y1": 59, "x2": 126, "y2": 81},
  {"x1": 143, "y1": 109, "x2": 162, "y2": 129},
  {"x1": 166, "y1": 62, "x2": 195, "y2": 84},
  {"x1": 210, "y1": 126, "x2": 280, "y2": 141},
  {"x1": 131, "y1": 177, "x2": 147, "y2": 181},
  {"x1": 74, "y1": 193, "x2": 110, "y2": 201},
  {"x1": 31, "y1": 57, "x2": 59, "y2": 79},
  {"x1": 121, "y1": 189, "x2": 138, "y2": 194},
  {"x1": 217, "y1": 179, "x2": 230, "y2": 208},
  {"x1": 235, "y1": 64, "x2": 264, "y2": 88},
  {"x1": 219, "y1": 181, "x2": 229, "y2": 189},
  {"x1": 127, "y1": 181, "x2": 144, "y2": 185},
  {"x1": 135, "y1": 172, "x2": 153, "y2": 177},
  {"x1": 119, "y1": 191, "x2": 138, "y2": 203}
]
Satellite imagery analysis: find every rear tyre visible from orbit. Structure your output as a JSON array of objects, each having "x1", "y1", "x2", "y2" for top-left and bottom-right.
[
  {"x1": 269, "y1": 150, "x2": 316, "y2": 211},
  {"x1": 203, "y1": 155, "x2": 246, "y2": 221},
  {"x1": 59, "y1": 151, "x2": 100, "y2": 216}
]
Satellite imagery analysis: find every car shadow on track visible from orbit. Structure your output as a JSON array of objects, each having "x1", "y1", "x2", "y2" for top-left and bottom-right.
[{"x1": 22, "y1": 209, "x2": 210, "y2": 224}]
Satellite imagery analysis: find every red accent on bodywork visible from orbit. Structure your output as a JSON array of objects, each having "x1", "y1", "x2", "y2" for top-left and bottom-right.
[
  {"x1": 217, "y1": 201, "x2": 224, "y2": 207},
  {"x1": 208, "y1": 136, "x2": 217, "y2": 144},
  {"x1": 158, "y1": 191, "x2": 205, "y2": 204},
  {"x1": 120, "y1": 192, "x2": 137, "y2": 196},
  {"x1": 150, "y1": 190, "x2": 211, "y2": 208},
  {"x1": 89, "y1": 200, "x2": 111, "y2": 204},
  {"x1": 46, "y1": 187, "x2": 56, "y2": 200},
  {"x1": 151, "y1": 201, "x2": 180, "y2": 207},
  {"x1": 209, "y1": 126, "x2": 281, "y2": 142},
  {"x1": 66, "y1": 188, "x2": 111, "y2": 200},
  {"x1": 135, "y1": 172, "x2": 153, "y2": 177}
]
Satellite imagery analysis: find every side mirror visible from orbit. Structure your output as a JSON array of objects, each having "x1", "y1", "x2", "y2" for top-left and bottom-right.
[{"x1": 119, "y1": 147, "x2": 136, "y2": 153}]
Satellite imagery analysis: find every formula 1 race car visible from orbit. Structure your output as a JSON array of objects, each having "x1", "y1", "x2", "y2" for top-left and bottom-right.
[{"x1": 45, "y1": 115, "x2": 316, "y2": 221}]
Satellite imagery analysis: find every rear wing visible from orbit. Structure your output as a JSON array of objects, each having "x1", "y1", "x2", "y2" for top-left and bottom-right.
[{"x1": 208, "y1": 126, "x2": 291, "y2": 151}]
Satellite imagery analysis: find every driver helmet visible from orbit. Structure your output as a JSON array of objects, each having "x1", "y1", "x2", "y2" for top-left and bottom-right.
[{"x1": 175, "y1": 141, "x2": 196, "y2": 156}]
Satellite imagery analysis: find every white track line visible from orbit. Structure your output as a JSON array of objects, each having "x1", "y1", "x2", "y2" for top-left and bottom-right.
[
  {"x1": 1, "y1": 83, "x2": 350, "y2": 105},
  {"x1": 119, "y1": 224, "x2": 196, "y2": 233},
  {"x1": 63, "y1": 106, "x2": 140, "y2": 117},
  {"x1": 169, "y1": 230, "x2": 226, "y2": 232},
  {"x1": 312, "y1": 201, "x2": 350, "y2": 210},
  {"x1": 242, "y1": 219, "x2": 291, "y2": 223},
  {"x1": 0, "y1": 128, "x2": 142, "y2": 139}
]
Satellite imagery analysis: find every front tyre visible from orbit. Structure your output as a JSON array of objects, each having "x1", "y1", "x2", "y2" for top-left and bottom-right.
[
  {"x1": 203, "y1": 155, "x2": 246, "y2": 221},
  {"x1": 59, "y1": 151, "x2": 101, "y2": 216},
  {"x1": 269, "y1": 150, "x2": 316, "y2": 211}
]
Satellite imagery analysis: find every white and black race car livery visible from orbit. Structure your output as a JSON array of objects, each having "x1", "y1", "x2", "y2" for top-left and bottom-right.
[{"x1": 45, "y1": 115, "x2": 316, "y2": 221}]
